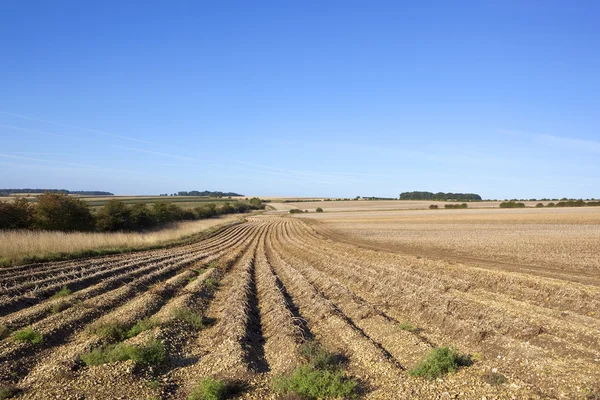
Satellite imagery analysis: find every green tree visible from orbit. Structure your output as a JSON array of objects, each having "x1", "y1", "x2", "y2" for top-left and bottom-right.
[
  {"x1": 129, "y1": 203, "x2": 154, "y2": 229},
  {"x1": 35, "y1": 193, "x2": 95, "y2": 231},
  {"x1": 0, "y1": 198, "x2": 35, "y2": 229},
  {"x1": 95, "y1": 200, "x2": 132, "y2": 231}
]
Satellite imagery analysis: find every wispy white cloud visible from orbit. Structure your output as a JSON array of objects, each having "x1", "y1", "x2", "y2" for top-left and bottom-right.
[{"x1": 535, "y1": 134, "x2": 600, "y2": 154}]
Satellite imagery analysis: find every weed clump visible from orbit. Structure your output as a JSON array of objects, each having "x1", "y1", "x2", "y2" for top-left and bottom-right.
[
  {"x1": 188, "y1": 377, "x2": 229, "y2": 400},
  {"x1": 299, "y1": 340, "x2": 340, "y2": 371},
  {"x1": 0, "y1": 385, "x2": 20, "y2": 399},
  {"x1": 80, "y1": 339, "x2": 165, "y2": 366},
  {"x1": 13, "y1": 327, "x2": 43, "y2": 344},
  {"x1": 51, "y1": 300, "x2": 72, "y2": 314},
  {"x1": 89, "y1": 321, "x2": 128, "y2": 342},
  {"x1": 409, "y1": 347, "x2": 472, "y2": 380},
  {"x1": 172, "y1": 308, "x2": 205, "y2": 330},
  {"x1": 51, "y1": 285, "x2": 72, "y2": 299},
  {"x1": 274, "y1": 364, "x2": 357, "y2": 399},
  {"x1": 398, "y1": 322, "x2": 418, "y2": 332},
  {"x1": 483, "y1": 371, "x2": 508, "y2": 385},
  {"x1": 204, "y1": 278, "x2": 220, "y2": 292},
  {"x1": 127, "y1": 318, "x2": 158, "y2": 338},
  {"x1": 0, "y1": 324, "x2": 9, "y2": 340}
]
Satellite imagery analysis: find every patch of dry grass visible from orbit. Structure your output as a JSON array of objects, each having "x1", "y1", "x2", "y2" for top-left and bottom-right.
[{"x1": 0, "y1": 216, "x2": 242, "y2": 265}]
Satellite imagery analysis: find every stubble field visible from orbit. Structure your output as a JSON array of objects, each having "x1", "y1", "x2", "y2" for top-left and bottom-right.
[{"x1": 0, "y1": 207, "x2": 599, "y2": 399}]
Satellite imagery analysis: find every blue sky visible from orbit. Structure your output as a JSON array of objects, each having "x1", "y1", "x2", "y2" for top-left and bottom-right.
[{"x1": 1, "y1": 1, "x2": 599, "y2": 198}]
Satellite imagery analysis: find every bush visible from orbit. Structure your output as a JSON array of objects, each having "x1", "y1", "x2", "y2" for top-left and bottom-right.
[
  {"x1": 80, "y1": 340, "x2": 165, "y2": 366},
  {"x1": 535, "y1": 203, "x2": 544, "y2": 208},
  {"x1": 409, "y1": 347, "x2": 471, "y2": 380},
  {"x1": 51, "y1": 285, "x2": 72, "y2": 298},
  {"x1": 0, "y1": 198, "x2": 34, "y2": 229},
  {"x1": 315, "y1": 207, "x2": 324, "y2": 213},
  {"x1": 274, "y1": 364, "x2": 358, "y2": 399},
  {"x1": 129, "y1": 203, "x2": 154, "y2": 229},
  {"x1": 546, "y1": 202, "x2": 556, "y2": 207},
  {"x1": 95, "y1": 200, "x2": 133, "y2": 231},
  {"x1": 13, "y1": 327, "x2": 43, "y2": 344},
  {"x1": 188, "y1": 377, "x2": 229, "y2": 400},
  {"x1": 444, "y1": 203, "x2": 468, "y2": 209},
  {"x1": 429, "y1": 204, "x2": 438, "y2": 209},
  {"x1": 499, "y1": 201, "x2": 526, "y2": 208},
  {"x1": 289, "y1": 209, "x2": 304, "y2": 214},
  {"x1": 172, "y1": 308, "x2": 205, "y2": 330},
  {"x1": 34, "y1": 193, "x2": 95, "y2": 231}
]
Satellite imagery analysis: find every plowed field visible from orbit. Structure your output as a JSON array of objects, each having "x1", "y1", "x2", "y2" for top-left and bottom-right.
[{"x1": 1, "y1": 215, "x2": 598, "y2": 399}]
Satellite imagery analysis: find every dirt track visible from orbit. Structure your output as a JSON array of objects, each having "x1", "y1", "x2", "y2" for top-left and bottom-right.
[{"x1": 1, "y1": 216, "x2": 599, "y2": 399}]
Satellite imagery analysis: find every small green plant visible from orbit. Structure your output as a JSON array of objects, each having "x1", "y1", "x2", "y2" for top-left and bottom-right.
[
  {"x1": 80, "y1": 340, "x2": 165, "y2": 366},
  {"x1": 13, "y1": 327, "x2": 43, "y2": 344},
  {"x1": 127, "y1": 318, "x2": 158, "y2": 338},
  {"x1": 0, "y1": 324, "x2": 10, "y2": 340},
  {"x1": 299, "y1": 340, "x2": 340, "y2": 371},
  {"x1": 51, "y1": 285, "x2": 72, "y2": 299},
  {"x1": 0, "y1": 385, "x2": 20, "y2": 399},
  {"x1": 409, "y1": 347, "x2": 472, "y2": 380},
  {"x1": 483, "y1": 371, "x2": 507, "y2": 385},
  {"x1": 88, "y1": 321, "x2": 128, "y2": 342},
  {"x1": 188, "y1": 377, "x2": 229, "y2": 400},
  {"x1": 274, "y1": 364, "x2": 358, "y2": 399},
  {"x1": 172, "y1": 307, "x2": 205, "y2": 330},
  {"x1": 398, "y1": 322, "x2": 418, "y2": 332},
  {"x1": 51, "y1": 300, "x2": 72, "y2": 314},
  {"x1": 204, "y1": 278, "x2": 220, "y2": 292}
]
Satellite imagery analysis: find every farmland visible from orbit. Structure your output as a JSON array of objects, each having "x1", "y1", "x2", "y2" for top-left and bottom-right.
[{"x1": 0, "y1": 209, "x2": 599, "y2": 399}]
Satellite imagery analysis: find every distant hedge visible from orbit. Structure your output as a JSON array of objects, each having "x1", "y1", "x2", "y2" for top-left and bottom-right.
[
  {"x1": 400, "y1": 192, "x2": 481, "y2": 201},
  {"x1": 499, "y1": 201, "x2": 526, "y2": 208},
  {"x1": 444, "y1": 203, "x2": 468, "y2": 209},
  {"x1": 0, "y1": 193, "x2": 265, "y2": 232}
]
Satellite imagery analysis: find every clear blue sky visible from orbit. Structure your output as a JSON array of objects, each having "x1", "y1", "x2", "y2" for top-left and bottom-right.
[{"x1": 1, "y1": 1, "x2": 599, "y2": 198}]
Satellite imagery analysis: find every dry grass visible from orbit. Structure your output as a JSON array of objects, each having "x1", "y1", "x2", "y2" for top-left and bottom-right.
[
  {"x1": 0, "y1": 215, "x2": 242, "y2": 265},
  {"x1": 302, "y1": 207, "x2": 600, "y2": 272}
]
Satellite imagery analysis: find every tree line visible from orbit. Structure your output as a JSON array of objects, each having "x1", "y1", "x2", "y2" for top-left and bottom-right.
[
  {"x1": 0, "y1": 189, "x2": 114, "y2": 196},
  {"x1": 0, "y1": 193, "x2": 264, "y2": 232},
  {"x1": 399, "y1": 192, "x2": 482, "y2": 201},
  {"x1": 175, "y1": 190, "x2": 243, "y2": 197}
]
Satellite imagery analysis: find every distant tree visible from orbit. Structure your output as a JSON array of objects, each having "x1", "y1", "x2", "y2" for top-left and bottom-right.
[
  {"x1": 546, "y1": 202, "x2": 556, "y2": 207},
  {"x1": 535, "y1": 203, "x2": 544, "y2": 208},
  {"x1": 0, "y1": 198, "x2": 35, "y2": 229},
  {"x1": 316, "y1": 207, "x2": 324, "y2": 213},
  {"x1": 35, "y1": 193, "x2": 95, "y2": 231}
]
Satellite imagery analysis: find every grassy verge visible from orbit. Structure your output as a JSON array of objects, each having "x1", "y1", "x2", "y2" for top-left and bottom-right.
[{"x1": 0, "y1": 216, "x2": 244, "y2": 267}]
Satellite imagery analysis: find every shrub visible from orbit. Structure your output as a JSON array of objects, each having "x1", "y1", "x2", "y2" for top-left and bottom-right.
[
  {"x1": 535, "y1": 203, "x2": 544, "y2": 208},
  {"x1": 80, "y1": 340, "x2": 165, "y2": 366},
  {"x1": 127, "y1": 318, "x2": 158, "y2": 338},
  {"x1": 398, "y1": 322, "x2": 418, "y2": 332},
  {"x1": 444, "y1": 203, "x2": 468, "y2": 209},
  {"x1": 499, "y1": 201, "x2": 526, "y2": 208},
  {"x1": 0, "y1": 324, "x2": 10, "y2": 340},
  {"x1": 483, "y1": 371, "x2": 508, "y2": 385},
  {"x1": 0, "y1": 198, "x2": 34, "y2": 230},
  {"x1": 409, "y1": 347, "x2": 471, "y2": 380},
  {"x1": 0, "y1": 385, "x2": 20, "y2": 400},
  {"x1": 13, "y1": 327, "x2": 43, "y2": 344},
  {"x1": 429, "y1": 204, "x2": 438, "y2": 209},
  {"x1": 274, "y1": 364, "x2": 358, "y2": 399},
  {"x1": 315, "y1": 207, "x2": 324, "y2": 213},
  {"x1": 289, "y1": 209, "x2": 304, "y2": 214},
  {"x1": 129, "y1": 203, "x2": 154, "y2": 229},
  {"x1": 188, "y1": 377, "x2": 229, "y2": 400},
  {"x1": 172, "y1": 308, "x2": 205, "y2": 330},
  {"x1": 95, "y1": 200, "x2": 133, "y2": 231},
  {"x1": 35, "y1": 192, "x2": 95, "y2": 231},
  {"x1": 51, "y1": 285, "x2": 72, "y2": 298},
  {"x1": 547, "y1": 202, "x2": 556, "y2": 207},
  {"x1": 205, "y1": 278, "x2": 220, "y2": 292}
]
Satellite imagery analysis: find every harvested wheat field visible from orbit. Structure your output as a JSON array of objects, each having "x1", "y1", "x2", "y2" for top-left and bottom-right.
[{"x1": 1, "y1": 211, "x2": 599, "y2": 399}]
